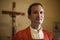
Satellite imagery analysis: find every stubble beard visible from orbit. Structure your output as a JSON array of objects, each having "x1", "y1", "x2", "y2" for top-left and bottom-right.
[{"x1": 31, "y1": 21, "x2": 41, "y2": 29}]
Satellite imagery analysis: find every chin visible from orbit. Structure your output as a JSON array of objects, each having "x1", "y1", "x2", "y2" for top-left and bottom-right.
[{"x1": 36, "y1": 21, "x2": 43, "y2": 24}]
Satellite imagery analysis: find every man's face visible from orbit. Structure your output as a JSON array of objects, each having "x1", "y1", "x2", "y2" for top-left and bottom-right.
[{"x1": 28, "y1": 5, "x2": 44, "y2": 24}]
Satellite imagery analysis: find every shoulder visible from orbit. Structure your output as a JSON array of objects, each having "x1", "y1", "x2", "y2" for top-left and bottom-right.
[
  {"x1": 14, "y1": 27, "x2": 30, "y2": 37},
  {"x1": 15, "y1": 27, "x2": 30, "y2": 36},
  {"x1": 43, "y1": 29, "x2": 54, "y2": 40},
  {"x1": 16, "y1": 27, "x2": 30, "y2": 35},
  {"x1": 43, "y1": 29, "x2": 51, "y2": 35},
  {"x1": 13, "y1": 27, "x2": 30, "y2": 40},
  {"x1": 43, "y1": 29, "x2": 52, "y2": 36}
]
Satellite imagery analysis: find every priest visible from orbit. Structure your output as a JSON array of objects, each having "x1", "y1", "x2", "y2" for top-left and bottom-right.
[{"x1": 13, "y1": 2, "x2": 54, "y2": 40}]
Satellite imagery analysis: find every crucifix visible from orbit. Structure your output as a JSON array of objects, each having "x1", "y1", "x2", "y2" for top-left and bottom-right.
[{"x1": 1, "y1": 2, "x2": 25, "y2": 37}]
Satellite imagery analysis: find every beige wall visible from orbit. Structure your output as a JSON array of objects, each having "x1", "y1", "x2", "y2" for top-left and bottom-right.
[{"x1": 0, "y1": 0, "x2": 60, "y2": 40}]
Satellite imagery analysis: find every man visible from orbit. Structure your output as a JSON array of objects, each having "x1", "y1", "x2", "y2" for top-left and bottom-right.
[{"x1": 13, "y1": 3, "x2": 54, "y2": 40}]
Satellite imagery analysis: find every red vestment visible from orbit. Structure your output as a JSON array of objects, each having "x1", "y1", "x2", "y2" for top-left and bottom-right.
[{"x1": 13, "y1": 27, "x2": 54, "y2": 40}]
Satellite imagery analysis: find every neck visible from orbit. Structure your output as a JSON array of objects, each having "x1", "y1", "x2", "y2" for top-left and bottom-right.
[{"x1": 31, "y1": 23, "x2": 41, "y2": 30}]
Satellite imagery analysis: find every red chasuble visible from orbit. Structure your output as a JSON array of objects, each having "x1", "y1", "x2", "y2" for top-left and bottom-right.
[{"x1": 13, "y1": 27, "x2": 54, "y2": 40}]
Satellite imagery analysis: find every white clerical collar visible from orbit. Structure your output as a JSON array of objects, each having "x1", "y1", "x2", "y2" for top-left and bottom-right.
[
  {"x1": 30, "y1": 26, "x2": 44, "y2": 39},
  {"x1": 30, "y1": 26, "x2": 40, "y2": 32}
]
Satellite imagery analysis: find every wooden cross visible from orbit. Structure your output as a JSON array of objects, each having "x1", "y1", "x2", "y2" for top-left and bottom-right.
[{"x1": 1, "y1": 2, "x2": 25, "y2": 37}]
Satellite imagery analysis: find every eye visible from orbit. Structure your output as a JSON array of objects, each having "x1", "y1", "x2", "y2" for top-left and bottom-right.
[
  {"x1": 40, "y1": 11, "x2": 43, "y2": 14},
  {"x1": 33, "y1": 11, "x2": 38, "y2": 14}
]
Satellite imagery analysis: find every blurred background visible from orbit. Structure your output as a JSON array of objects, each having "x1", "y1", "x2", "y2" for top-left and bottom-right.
[{"x1": 0, "y1": 0, "x2": 60, "y2": 40}]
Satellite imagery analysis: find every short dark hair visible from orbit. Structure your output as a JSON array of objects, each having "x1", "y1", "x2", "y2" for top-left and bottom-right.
[{"x1": 28, "y1": 3, "x2": 43, "y2": 15}]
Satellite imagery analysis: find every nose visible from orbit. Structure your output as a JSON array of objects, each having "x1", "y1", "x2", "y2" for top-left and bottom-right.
[
  {"x1": 37, "y1": 12, "x2": 41, "y2": 16},
  {"x1": 36, "y1": 12, "x2": 41, "y2": 19}
]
